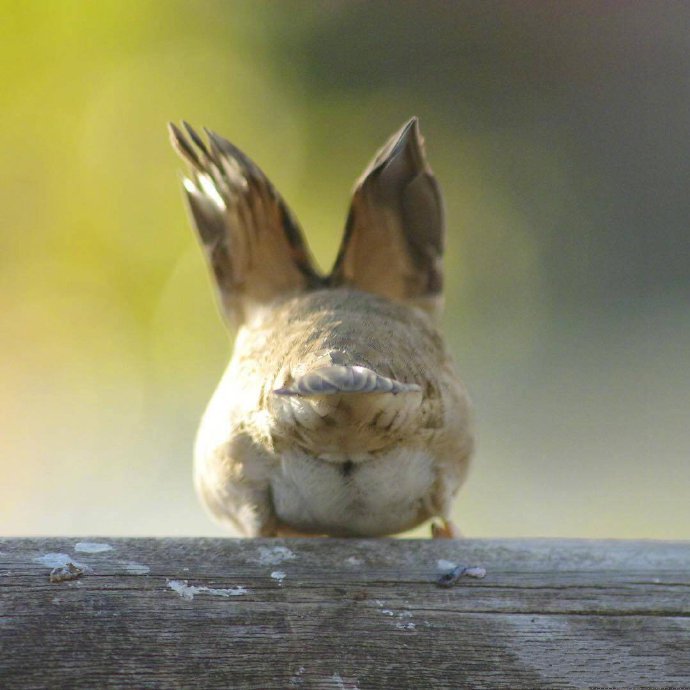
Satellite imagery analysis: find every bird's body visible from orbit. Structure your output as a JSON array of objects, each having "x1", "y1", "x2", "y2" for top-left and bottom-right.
[
  {"x1": 195, "y1": 288, "x2": 472, "y2": 536},
  {"x1": 169, "y1": 118, "x2": 473, "y2": 537}
]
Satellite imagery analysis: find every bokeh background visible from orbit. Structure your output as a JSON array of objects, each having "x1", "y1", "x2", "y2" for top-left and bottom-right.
[{"x1": 1, "y1": 1, "x2": 688, "y2": 538}]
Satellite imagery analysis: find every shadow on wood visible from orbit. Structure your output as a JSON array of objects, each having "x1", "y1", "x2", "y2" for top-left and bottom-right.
[{"x1": 1, "y1": 538, "x2": 689, "y2": 688}]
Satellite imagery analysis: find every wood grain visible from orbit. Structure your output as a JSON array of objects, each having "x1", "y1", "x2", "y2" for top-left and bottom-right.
[{"x1": 1, "y1": 538, "x2": 689, "y2": 689}]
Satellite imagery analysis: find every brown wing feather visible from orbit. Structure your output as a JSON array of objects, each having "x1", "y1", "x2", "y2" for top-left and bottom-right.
[
  {"x1": 169, "y1": 122, "x2": 323, "y2": 325},
  {"x1": 329, "y1": 117, "x2": 445, "y2": 316}
]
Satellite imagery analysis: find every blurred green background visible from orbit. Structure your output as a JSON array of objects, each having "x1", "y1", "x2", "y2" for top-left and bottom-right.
[{"x1": 1, "y1": 1, "x2": 688, "y2": 538}]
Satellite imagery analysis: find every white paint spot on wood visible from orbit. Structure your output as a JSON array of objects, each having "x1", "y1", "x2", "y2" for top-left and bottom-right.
[
  {"x1": 437, "y1": 559, "x2": 456, "y2": 571},
  {"x1": 464, "y1": 566, "x2": 486, "y2": 579},
  {"x1": 34, "y1": 553, "x2": 87, "y2": 570},
  {"x1": 125, "y1": 562, "x2": 150, "y2": 575},
  {"x1": 271, "y1": 570, "x2": 286, "y2": 585},
  {"x1": 167, "y1": 579, "x2": 248, "y2": 601},
  {"x1": 254, "y1": 546, "x2": 296, "y2": 566},
  {"x1": 74, "y1": 542, "x2": 113, "y2": 554},
  {"x1": 344, "y1": 556, "x2": 363, "y2": 566},
  {"x1": 327, "y1": 672, "x2": 360, "y2": 689},
  {"x1": 288, "y1": 665, "x2": 306, "y2": 687},
  {"x1": 379, "y1": 604, "x2": 416, "y2": 630},
  {"x1": 330, "y1": 673, "x2": 345, "y2": 689}
]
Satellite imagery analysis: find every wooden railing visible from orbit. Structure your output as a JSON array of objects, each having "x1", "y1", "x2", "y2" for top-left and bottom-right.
[{"x1": 1, "y1": 537, "x2": 688, "y2": 688}]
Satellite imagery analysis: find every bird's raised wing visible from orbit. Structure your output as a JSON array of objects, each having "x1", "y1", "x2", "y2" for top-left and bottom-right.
[
  {"x1": 169, "y1": 122, "x2": 323, "y2": 325},
  {"x1": 329, "y1": 118, "x2": 445, "y2": 316}
]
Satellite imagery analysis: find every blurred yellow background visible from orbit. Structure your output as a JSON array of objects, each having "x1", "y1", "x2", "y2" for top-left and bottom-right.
[{"x1": 1, "y1": 1, "x2": 688, "y2": 538}]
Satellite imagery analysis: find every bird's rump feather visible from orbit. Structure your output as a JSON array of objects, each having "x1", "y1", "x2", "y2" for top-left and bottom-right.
[{"x1": 273, "y1": 364, "x2": 421, "y2": 396}]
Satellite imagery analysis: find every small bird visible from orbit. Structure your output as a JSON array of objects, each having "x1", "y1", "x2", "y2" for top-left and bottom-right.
[{"x1": 168, "y1": 117, "x2": 473, "y2": 538}]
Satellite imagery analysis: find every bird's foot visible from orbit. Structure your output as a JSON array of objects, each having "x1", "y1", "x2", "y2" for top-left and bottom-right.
[{"x1": 431, "y1": 518, "x2": 463, "y2": 539}]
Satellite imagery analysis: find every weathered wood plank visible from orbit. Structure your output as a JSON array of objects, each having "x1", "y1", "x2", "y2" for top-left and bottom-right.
[{"x1": 1, "y1": 538, "x2": 689, "y2": 689}]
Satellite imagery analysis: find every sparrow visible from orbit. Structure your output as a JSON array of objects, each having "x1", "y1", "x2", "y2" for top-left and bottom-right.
[{"x1": 168, "y1": 117, "x2": 473, "y2": 538}]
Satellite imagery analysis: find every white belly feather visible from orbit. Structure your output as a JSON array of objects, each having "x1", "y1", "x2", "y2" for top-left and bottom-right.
[{"x1": 270, "y1": 446, "x2": 436, "y2": 537}]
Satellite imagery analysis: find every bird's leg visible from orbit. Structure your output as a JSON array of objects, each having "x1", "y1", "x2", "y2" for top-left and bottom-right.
[{"x1": 431, "y1": 518, "x2": 463, "y2": 539}]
